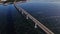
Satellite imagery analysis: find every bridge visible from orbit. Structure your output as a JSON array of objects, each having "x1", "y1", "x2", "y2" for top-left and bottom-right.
[{"x1": 14, "y1": 2, "x2": 54, "y2": 34}]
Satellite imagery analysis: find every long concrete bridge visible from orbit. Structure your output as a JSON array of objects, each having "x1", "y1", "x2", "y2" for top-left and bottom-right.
[{"x1": 14, "y1": 2, "x2": 54, "y2": 34}]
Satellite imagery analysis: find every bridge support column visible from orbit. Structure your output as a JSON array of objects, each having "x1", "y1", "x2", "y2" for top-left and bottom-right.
[
  {"x1": 34, "y1": 23, "x2": 37, "y2": 28},
  {"x1": 22, "y1": 11, "x2": 23, "y2": 14},
  {"x1": 26, "y1": 14, "x2": 28, "y2": 19}
]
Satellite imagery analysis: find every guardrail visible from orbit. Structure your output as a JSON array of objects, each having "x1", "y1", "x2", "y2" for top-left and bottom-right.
[{"x1": 14, "y1": 2, "x2": 54, "y2": 34}]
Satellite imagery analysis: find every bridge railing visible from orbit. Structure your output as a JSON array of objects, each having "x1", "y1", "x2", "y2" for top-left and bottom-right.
[{"x1": 14, "y1": 2, "x2": 54, "y2": 34}]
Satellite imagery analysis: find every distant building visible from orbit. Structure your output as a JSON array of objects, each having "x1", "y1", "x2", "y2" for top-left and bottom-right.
[
  {"x1": 0, "y1": 0, "x2": 27, "y2": 3},
  {"x1": 1, "y1": 0, "x2": 7, "y2": 1},
  {"x1": 0, "y1": 0, "x2": 7, "y2": 3},
  {"x1": 0, "y1": 0, "x2": 7, "y2": 2},
  {"x1": 14, "y1": 0, "x2": 27, "y2": 1}
]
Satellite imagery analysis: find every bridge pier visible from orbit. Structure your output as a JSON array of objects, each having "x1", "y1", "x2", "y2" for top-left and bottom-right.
[
  {"x1": 26, "y1": 14, "x2": 29, "y2": 19},
  {"x1": 22, "y1": 11, "x2": 24, "y2": 14},
  {"x1": 34, "y1": 23, "x2": 37, "y2": 28}
]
